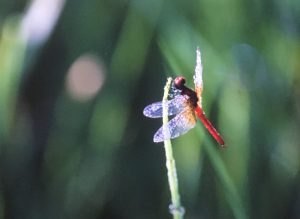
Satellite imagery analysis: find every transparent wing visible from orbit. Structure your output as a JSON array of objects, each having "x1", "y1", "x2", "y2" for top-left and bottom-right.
[
  {"x1": 153, "y1": 107, "x2": 196, "y2": 142},
  {"x1": 143, "y1": 95, "x2": 187, "y2": 118}
]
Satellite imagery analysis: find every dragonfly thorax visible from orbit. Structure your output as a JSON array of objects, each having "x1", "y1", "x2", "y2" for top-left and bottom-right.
[{"x1": 174, "y1": 76, "x2": 198, "y2": 107}]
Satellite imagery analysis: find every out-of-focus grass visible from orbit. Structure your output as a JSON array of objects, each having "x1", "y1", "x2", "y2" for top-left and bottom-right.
[
  {"x1": 0, "y1": 16, "x2": 25, "y2": 137},
  {"x1": 0, "y1": 0, "x2": 300, "y2": 219},
  {"x1": 200, "y1": 127, "x2": 248, "y2": 219}
]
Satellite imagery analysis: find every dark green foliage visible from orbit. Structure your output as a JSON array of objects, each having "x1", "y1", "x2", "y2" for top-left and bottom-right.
[{"x1": 0, "y1": 0, "x2": 299, "y2": 218}]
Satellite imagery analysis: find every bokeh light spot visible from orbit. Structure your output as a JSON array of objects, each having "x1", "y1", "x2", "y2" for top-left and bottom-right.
[{"x1": 66, "y1": 54, "x2": 106, "y2": 102}]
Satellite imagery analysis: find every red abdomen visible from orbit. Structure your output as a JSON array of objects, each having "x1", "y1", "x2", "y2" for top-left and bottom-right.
[{"x1": 195, "y1": 106, "x2": 225, "y2": 147}]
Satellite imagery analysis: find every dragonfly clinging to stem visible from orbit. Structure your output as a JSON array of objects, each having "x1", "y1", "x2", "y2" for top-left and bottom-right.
[{"x1": 143, "y1": 48, "x2": 225, "y2": 147}]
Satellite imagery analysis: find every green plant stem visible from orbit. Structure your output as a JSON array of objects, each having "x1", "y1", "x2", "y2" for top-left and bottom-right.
[{"x1": 162, "y1": 77, "x2": 184, "y2": 219}]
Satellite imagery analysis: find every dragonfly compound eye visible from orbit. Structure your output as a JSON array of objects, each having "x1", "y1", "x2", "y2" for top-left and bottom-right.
[{"x1": 174, "y1": 76, "x2": 186, "y2": 89}]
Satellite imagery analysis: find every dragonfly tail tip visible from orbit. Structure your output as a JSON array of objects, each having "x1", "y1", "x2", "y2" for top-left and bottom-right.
[{"x1": 220, "y1": 143, "x2": 226, "y2": 148}]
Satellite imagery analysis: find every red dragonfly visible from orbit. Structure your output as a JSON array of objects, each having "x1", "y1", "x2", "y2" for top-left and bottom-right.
[{"x1": 143, "y1": 48, "x2": 225, "y2": 147}]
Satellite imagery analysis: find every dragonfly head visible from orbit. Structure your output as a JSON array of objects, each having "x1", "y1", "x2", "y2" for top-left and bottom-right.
[{"x1": 174, "y1": 76, "x2": 186, "y2": 90}]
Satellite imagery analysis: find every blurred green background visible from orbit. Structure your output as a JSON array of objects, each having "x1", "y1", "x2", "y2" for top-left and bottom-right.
[{"x1": 0, "y1": 0, "x2": 300, "y2": 218}]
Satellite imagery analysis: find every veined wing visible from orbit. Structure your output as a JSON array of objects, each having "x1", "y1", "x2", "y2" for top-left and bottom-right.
[
  {"x1": 143, "y1": 95, "x2": 187, "y2": 118},
  {"x1": 153, "y1": 106, "x2": 196, "y2": 142}
]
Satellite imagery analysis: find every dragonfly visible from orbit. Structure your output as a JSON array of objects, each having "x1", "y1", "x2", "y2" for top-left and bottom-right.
[{"x1": 143, "y1": 48, "x2": 225, "y2": 147}]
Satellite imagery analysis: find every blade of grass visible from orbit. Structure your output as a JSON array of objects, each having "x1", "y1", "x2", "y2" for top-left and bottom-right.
[
  {"x1": 197, "y1": 127, "x2": 248, "y2": 219},
  {"x1": 162, "y1": 77, "x2": 185, "y2": 219},
  {"x1": 0, "y1": 17, "x2": 26, "y2": 138}
]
